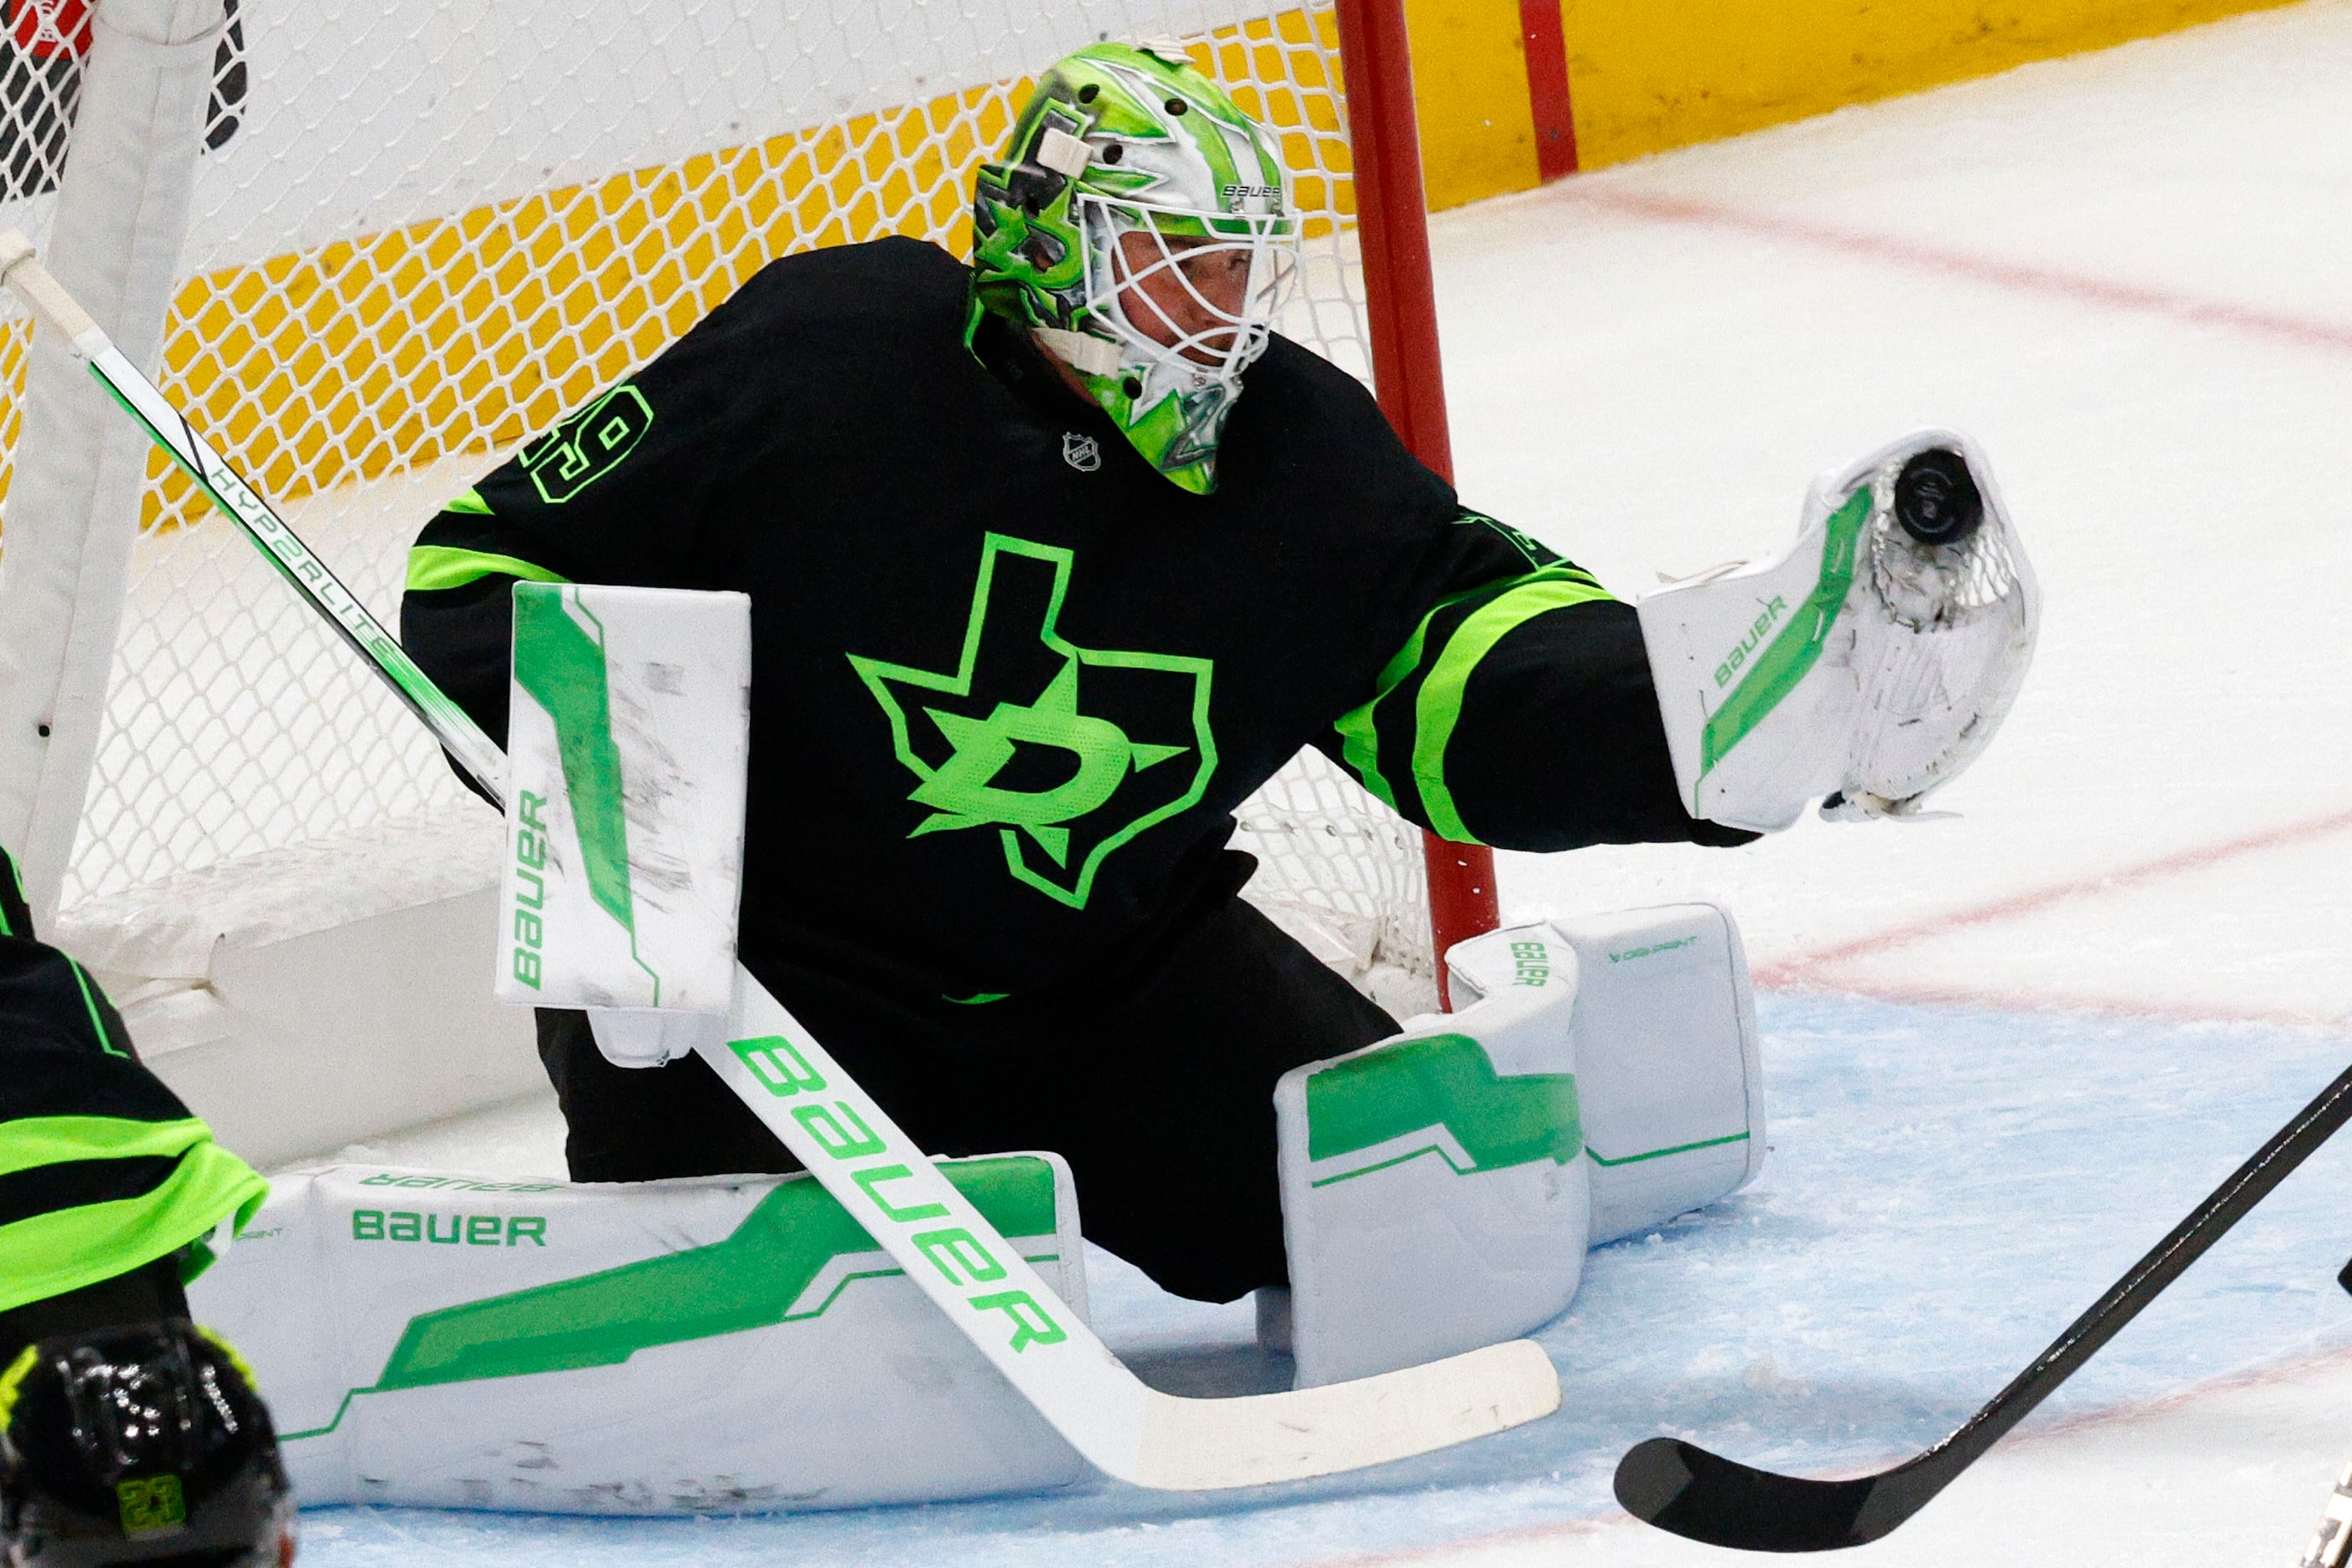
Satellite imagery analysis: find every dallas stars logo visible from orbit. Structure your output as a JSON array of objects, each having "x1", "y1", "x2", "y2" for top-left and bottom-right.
[{"x1": 847, "y1": 534, "x2": 1216, "y2": 909}]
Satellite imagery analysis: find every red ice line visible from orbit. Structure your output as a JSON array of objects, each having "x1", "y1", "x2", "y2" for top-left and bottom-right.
[
  {"x1": 1575, "y1": 186, "x2": 2352, "y2": 360},
  {"x1": 1556, "y1": 186, "x2": 2352, "y2": 1019},
  {"x1": 1762, "y1": 806, "x2": 2352, "y2": 979},
  {"x1": 1287, "y1": 1336, "x2": 2352, "y2": 1568},
  {"x1": 1754, "y1": 805, "x2": 2352, "y2": 1022}
]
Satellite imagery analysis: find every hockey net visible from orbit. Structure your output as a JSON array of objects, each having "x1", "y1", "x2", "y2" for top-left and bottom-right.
[{"x1": 0, "y1": 0, "x2": 1440, "y2": 1019}]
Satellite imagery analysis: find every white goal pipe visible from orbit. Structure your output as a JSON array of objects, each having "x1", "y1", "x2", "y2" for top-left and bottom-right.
[{"x1": 0, "y1": 0, "x2": 220, "y2": 928}]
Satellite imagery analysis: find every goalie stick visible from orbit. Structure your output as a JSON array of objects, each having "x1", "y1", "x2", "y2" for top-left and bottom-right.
[
  {"x1": 0, "y1": 231, "x2": 1560, "y2": 1491},
  {"x1": 1613, "y1": 1055, "x2": 2352, "y2": 1551}
]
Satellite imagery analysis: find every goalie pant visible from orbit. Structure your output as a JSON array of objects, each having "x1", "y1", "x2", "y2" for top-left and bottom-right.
[
  {"x1": 401, "y1": 235, "x2": 1754, "y2": 1304},
  {"x1": 0, "y1": 846, "x2": 268, "y2": 1363}
]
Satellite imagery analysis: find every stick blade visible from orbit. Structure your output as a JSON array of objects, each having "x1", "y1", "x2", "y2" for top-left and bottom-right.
[
  {"x1": 1613, "y1": 1436, "x2": 1883, "y2": 1552},
  {"x1": 1129, "y1": 1338, "x2": 1559, "y2": 1490}
]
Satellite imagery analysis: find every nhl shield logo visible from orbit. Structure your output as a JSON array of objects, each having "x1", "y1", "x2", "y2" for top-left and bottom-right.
[{"x1": 1062, "y1": 432, "x2": 1101, "y2": 473}]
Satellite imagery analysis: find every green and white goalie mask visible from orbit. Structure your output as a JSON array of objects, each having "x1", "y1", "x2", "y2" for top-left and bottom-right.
[{"x1": 969, "y1": 41, "x2": 1301, "y2": 494}]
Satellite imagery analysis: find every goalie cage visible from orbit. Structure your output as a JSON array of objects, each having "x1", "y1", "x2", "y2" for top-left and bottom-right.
[{"x1": 0, "y1": 0, "x2": 1495, "y2": 1163}]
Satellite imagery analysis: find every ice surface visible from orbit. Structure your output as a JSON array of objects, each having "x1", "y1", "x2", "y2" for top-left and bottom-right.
[
  {"x1": 281, "y1": 3, "x2": 2352, "y2": 1560},
  {"x1": 1456, "y1": 0, "x2": 2352, "y2": 1015},
  {"x1": 290, "y1": 996, "x2": 2352, "y2": 1565}
]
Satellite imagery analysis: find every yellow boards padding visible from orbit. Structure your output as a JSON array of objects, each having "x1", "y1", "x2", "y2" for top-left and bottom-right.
[
  {"x1": 110, "y1": 13, "x2": 1347, "y2": 534},
  {"x1": 1403, "y1": 0, "x2": 1545, "y2": 210},
  {"x1": 1560, "y1": 0, "x2": 2305, "y2": 171},
  {"x1": 0, "y1": 2, "x2": 2300, "y2": 534},
  {"x1": 1404, "y1": 0, "x2": 2304, "y2": 209}
]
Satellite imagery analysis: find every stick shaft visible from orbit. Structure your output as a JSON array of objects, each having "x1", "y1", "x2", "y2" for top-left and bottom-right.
[
  {"x1": 84, "y1": 340, "x2": 511, "y2": 802},
  {"x1": 1920, "y1": 1057, "x2": 2352, "y2": 1476},
  {"x1": 0, "y1": 230, "x2": 507, "y2": 798},
  {"x1": 1618, "y1": 1055, "x2": 2352, "y2": 1550},
  {"x1": 0, "y1": 230, "x2": 97, "y2": 340}
]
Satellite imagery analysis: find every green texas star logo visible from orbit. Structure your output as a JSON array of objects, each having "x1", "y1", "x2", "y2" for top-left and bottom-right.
[{"x1": 848, "y1": 534, "x2": 1215, "y2": 909}]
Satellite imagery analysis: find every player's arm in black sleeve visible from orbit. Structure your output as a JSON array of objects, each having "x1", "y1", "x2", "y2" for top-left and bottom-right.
[
  {"x1": 1320, "y1": 508, "x2": 1757, "y2": 852},
  {"x1": 400, "y1": 488, "x2": 574, "y2": 773},
  {"x1": 399, "y1": 265, "x2": 790, "y2": 766},
  {"x1": 0, "y1": 846, "x2": 268, "y2": 1350}
]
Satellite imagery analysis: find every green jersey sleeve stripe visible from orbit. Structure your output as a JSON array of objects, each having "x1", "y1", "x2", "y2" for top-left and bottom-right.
[
  {"x1": 0, "y1": 1141, "x2": 267, "y2": 1316},
  {"x1": 0, "y1": 1346, "x2": 37, "y2": 1431},
  {"x1": 1411, "y1": 574, "x2": 1617, "y2": 842},
  {"x1": 66, "y1": 959, "x2": 124, "y2": 1056},
  {"x1": 405, "y1": 544, "x2": 572, "y2": 594},
  {"x1": 1333, "y1": 566, "x2": 1607, "y2": 814},
  {"x1": 443, "y1": 487, "x2": 493, "y2": 517},
  {"x1": 0, "y1": 1115, "x2": 217, "y2": 1181},
  {"x1": 0, "y1": 852, "x2": 24, "y2": 935},
  {"x1": 1332, "y1": 611, "x2": 1443, "y2": 815}
]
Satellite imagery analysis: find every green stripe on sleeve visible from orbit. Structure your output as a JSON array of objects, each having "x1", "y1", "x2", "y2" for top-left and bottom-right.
[
  {"x1": 0, "y1": 1141, "x2": 268, "y2": 1315},
  {"x1": 1411, "y1": 572, "x2": 1614, "y2": 842},
  {"x1": 66, "y1": 960, "x2": 123, "y2": 1056},
  {"x1": 405, "y1": 545, "x2": 572, "y2": 594},
  {"x1": 1332, "y1": 615, "x2": 1439, "y2": 815},
  {"x1": 0, "y1": 1346, "x2": 37, "y2": 1431},
  {"x1": 0, "y1": 1115, "x2": 217, "y2": 1180},
  {"x1": 0, "y1": 851, "x2": 23, "y2": 935},
  {"x1": 443, "y1": 487, "x2": 493, "y2": 516},
  {"x1": 1333, "y1": 569, "x2": 1565, "y2": 813}
]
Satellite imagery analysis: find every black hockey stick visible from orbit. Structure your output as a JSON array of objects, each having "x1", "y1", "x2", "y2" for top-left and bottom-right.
[{"x1": 1614, "y1": 1055, "x2": 2352, "y2": 1552}]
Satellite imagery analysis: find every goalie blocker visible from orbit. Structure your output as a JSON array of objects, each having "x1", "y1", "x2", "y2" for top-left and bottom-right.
[
  {"x1": 499, "y1": 581, "x2": 753, "y2": 1069},
  {"x1": 1640, "y1": 429, "x2": 2039, "y2": 832}
]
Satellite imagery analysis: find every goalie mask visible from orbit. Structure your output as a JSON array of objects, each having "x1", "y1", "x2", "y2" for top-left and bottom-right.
[{"x1": 969, "y1": 41, "x2": 1301, "y2": 495}]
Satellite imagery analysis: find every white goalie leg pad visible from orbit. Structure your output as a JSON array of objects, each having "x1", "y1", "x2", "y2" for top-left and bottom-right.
[
  {"x1": 188, "y1": 1156, "x2": 1090, "y2": 1513},
  {"x1": 499, "y1": 582, "x2": 752, "y2": 1065},
  {"x1": 1276, "y1": 933, "x2": 1589, "y2": 1388},
  {"x1": 1479, "y1": 904, "x2": 1764, "y2": 1245},
  {"x1": 1638, "y1": 428, "x2": 2039, "y2": 832}
]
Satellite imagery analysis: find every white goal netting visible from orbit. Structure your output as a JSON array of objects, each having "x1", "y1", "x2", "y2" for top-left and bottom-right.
[{"x1": 0, "y1": 0, "x2": 1439, "y2": 1015}]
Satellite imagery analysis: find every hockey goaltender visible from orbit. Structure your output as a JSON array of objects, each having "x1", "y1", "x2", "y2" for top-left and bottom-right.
[
  {"x1": 1, "y1": 38, "x2": 2036, "y2": 1555},
  {"x1": 400, "y1": 36, "x2": 2027, "y2": 1308}
]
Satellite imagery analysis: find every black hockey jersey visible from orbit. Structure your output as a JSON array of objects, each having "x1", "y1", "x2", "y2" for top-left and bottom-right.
[{"x1": 402, "y1": 237, "x2": 1740, "y2": 1005}]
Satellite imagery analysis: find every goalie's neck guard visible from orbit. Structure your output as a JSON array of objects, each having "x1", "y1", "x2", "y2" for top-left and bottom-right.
[{"x1": 965, "y1": 41, "x2": 1301, "y2": 496}]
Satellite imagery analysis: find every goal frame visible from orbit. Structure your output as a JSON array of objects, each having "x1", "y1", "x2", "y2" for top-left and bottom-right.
[{"x1": 1332, "y1": 0, "x2": 1502, "y2": 996}]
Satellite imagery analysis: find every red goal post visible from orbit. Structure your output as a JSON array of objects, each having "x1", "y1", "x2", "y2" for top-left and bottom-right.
[{"x1": 1333, "y1": 0, "x2": 1503, "y2": 992}]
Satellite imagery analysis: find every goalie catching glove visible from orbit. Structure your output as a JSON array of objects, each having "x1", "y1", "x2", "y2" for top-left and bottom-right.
[{"x1": 1638, "y1": 429, "x2": 2039, "y2": 833}]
